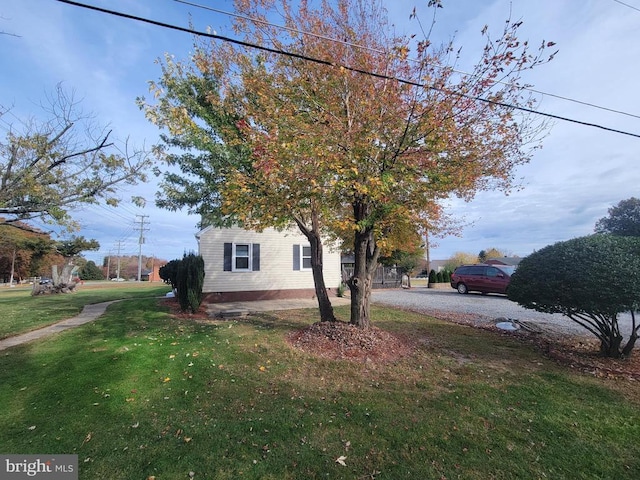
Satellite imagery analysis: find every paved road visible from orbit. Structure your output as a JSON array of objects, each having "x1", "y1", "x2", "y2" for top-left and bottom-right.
[{"x1": 372, "y1": 287, "x2": 635, "y2": 339}]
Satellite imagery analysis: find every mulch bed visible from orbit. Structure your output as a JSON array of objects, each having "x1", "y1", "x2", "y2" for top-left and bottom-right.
[{"x1": 288, "y1": 321, "x2": 413, "y2": 363}]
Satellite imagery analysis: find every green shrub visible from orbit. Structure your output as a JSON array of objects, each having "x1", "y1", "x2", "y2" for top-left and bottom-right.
[
  {"x1": 428, "y1": 269, "x2": 437, "y2": 283},
  {"x1": 159, "y1": 259, "x2": 180, "y2": 290},
  {"x1": 443, "y1": 270, "x2": 451, "y2": 283},
  {"x1": 436, "y1": 271, "x2": 444, "y2": 283},
  {"x1": 176, "y1": 253, "x2": 205, "y2": 313},
  {"x1": 508, "y1": 234, "x2": 640, "y2": 358}
]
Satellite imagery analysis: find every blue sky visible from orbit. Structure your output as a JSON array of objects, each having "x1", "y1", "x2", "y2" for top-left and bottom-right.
[{"x1": 2, "y1": 0, "x2": 640, "y2": 265}]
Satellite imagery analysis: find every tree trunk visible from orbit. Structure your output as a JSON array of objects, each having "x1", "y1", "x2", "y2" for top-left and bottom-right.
[
  {"x1": 621, "y1": 333, "x2": 638, "y2": 358},
  {"x1": 600, "y1": 333, "x2": 623, "y2": 358},
  {"x1": 622, "y1": 311, "x2": 639, "y2": 358},
  {"x1": 294, "y1": 214, "x2": 336, "y2": 323},
  {"x1": 347, "y1": 224, "x2": 379, "y2": 329},
  {"x1": 9, "y1": 249, "x2": 16, "y2": 286},
  {"x1": 309, "y1": 230, "x2": 336, "y2": 322}
]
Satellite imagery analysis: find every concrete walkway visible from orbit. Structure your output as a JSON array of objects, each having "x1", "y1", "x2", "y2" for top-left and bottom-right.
[
  {"x1": 0, "y1": 300, "x2": 121, "y2": 351},
  {"x1": 207, "y1": 296, "x2": 351, "y2": 317}
]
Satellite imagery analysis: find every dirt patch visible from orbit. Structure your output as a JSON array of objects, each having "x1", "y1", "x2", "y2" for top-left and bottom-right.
[
  {"x1": 288, "y1": 320, "x2": 413, "y2": 363},
  {"x1": 521, "y1": 334, "x2": 640, "y2": 381}
]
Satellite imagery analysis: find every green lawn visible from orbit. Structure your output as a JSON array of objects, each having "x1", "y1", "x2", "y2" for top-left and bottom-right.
[
  {"x1": 0, "y1": 282, "x2": 170, "y2": 339},
  {"x1": 0, "y1": 292, "x2": 638, "y2": 479}
]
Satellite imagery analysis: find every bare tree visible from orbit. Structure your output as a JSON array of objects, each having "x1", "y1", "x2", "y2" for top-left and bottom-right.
[{"x1": 0, "y1": 85, "x2": 151, "y2": 230}]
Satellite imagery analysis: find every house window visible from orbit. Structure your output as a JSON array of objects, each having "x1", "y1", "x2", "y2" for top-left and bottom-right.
[
  {"x1": 293, "y1": 244, "x2": 312, "y2": 271},
  {"x1": 224, "y1": 243, "x2": 260, "y2": 272},
  {"x1": 234, "y1": 243, "x2": 251, "y2": 271},
  {"x1": 302, "y1": 245, "x2": 312, "y2": 270}
]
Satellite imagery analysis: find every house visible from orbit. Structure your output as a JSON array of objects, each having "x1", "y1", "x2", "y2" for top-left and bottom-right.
[
  {"x1": 141, "y1": 264, "x2": 164, "y2": 282},
  {"x1": 197, "y1": 225, "x2": 342, "y2": 303},
  {"x1": 486, "y1": 257, "x2": 522, "y2": 267}
]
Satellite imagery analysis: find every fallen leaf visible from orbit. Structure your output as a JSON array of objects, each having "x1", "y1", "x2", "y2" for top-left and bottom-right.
[
  {"x1": 184, "y1": 437, "x2": 192, "y2": 443},
  {"x1": 163, "y1": 377, "x2": 171, "y2": 383},
  {"x1": 169, "y1": 355, "x2": 176, "y2": 359},
  {"x1": 28, "y1": 425, "x2": 36, "y2": 431},
  {"x1": 131, "y1": 422, "x2": 140, "y2": 429},
  {"x1": 81, "y1": 432, "x2": 92, "y2": 446},
  {"x1": 335, "y1": 455, "x2": 347, "y2": 466},
  {"x1": 259, "y1": 366, "x2": 266, "y2": 372},
  {"x1": 125, "y1": 398, "x2": 135, "y2": 402}
]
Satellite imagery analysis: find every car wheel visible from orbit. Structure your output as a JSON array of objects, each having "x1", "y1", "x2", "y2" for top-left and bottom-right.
[{"x1": 457, "y1": 283, "x2": 468, "y2": 294}]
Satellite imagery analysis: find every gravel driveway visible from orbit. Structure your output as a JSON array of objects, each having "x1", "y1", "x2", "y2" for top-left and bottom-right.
[{"x1": 371, "y1": 287, "x2": 635, "y2": 340}]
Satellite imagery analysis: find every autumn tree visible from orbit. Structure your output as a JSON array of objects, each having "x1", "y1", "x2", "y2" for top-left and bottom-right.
[
  {"x1": 141, "y1": 0, "x2": 553, "y2": 328},
  {"x1": 594, "y1": 197, "x2": 640, "y2": 237},
  {"x1": 0, "y1": 85, "x2": 151, "y2": 230},
  {"x1": 0, "y1": 221, "x2": 56, "y2": 284},
  {"x1": 479, "y1": 248, "x2": 507, "y2": 262}
]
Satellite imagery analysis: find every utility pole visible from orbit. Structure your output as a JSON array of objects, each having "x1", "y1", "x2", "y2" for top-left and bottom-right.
[
  {"x1": 135, "y1": 215, "x2": 150, "y2": 282},
  {"x1": 115, "y1": 241, "x2": 123, "y2": 280},
  {"x1": 106, "y1": 251, "x2": 111, "y2": 280}
]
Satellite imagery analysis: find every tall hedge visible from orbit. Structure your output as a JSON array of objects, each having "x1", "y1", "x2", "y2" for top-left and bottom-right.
[
  {"x1": 175, "y1": 253, "x2": 205, "y2": 313},
  {"x1": 428, "y1": 269, "x2": 437, "y2": 284},
  {"x1": 508, "y1": 234, "x2": 640, "y2": 358},
  {"x1": 159, "y1": 259, "x2": 180, "y2": 290}
]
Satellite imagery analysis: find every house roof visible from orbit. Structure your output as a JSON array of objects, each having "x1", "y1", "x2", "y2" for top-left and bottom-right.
[{"x1": 486, "y1": 257, "x2": 522, "y2": 266}]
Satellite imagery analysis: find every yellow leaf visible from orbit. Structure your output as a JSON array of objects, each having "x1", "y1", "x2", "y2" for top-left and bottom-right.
[{"x1": 163, "y1": 377, "x2": 171, "y2": 383}]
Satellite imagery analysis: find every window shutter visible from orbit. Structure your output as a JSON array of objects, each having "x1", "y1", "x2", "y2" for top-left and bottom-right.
[
  {"x1": 293, "y1": 244, "x2": 300, "y2": 271},
  {"x1": 223, "y1": 243, "x2": 232, "y2": 271},
  {"x1": 252, "y1": 243, "x2": 260, "y2": 271}
]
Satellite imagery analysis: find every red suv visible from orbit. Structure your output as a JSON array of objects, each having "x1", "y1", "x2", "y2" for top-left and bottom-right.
[{"x1": 450, "y1": 264, "x2": 515, "y2": 295}]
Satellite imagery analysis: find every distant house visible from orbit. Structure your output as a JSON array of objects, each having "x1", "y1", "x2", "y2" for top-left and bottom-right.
[
  {"x1": 141, "y1": 264, "x2": 163, "y2": 282},
  {"x1": 197, "y1": 226, "x2": 342, "y2": 303},
  {"x1": 486, "y1": 257, "x2": 522, "y2": 267}
]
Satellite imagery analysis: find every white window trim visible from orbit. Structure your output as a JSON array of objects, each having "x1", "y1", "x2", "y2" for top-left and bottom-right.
[
  {"x1": 232, "y1": 243, "x2": 252, "y2": 272},
  {"x1": 300, "y1": 244, "x2": 312, "y2": 271}
]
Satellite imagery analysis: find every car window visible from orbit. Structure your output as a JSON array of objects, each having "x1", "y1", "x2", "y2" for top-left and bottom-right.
[
  {"x1": 486, "y1": 267, "x2": 501, "y2": 277},
  {"x1": 470, "y1": 266, "x2": 486, "y2": 276},
  {"x1": 495, "y1": 265, "x2": 516, "y2": 275}
]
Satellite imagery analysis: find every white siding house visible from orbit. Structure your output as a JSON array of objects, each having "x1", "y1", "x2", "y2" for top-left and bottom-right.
[{"x1": 196, "y1": 225, "x2": 342, "y2": 302}]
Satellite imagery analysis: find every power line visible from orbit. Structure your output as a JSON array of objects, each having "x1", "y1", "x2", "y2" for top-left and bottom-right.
[
  {"x1": 178, "y1": 0, "x2": 640, "y2": 121},
  {"x1": 612, "y1": 0, "x2": 640, "y2": 13},
  {"x1": 55, "y1": 0, "x2": 640, "y2": 139}
]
